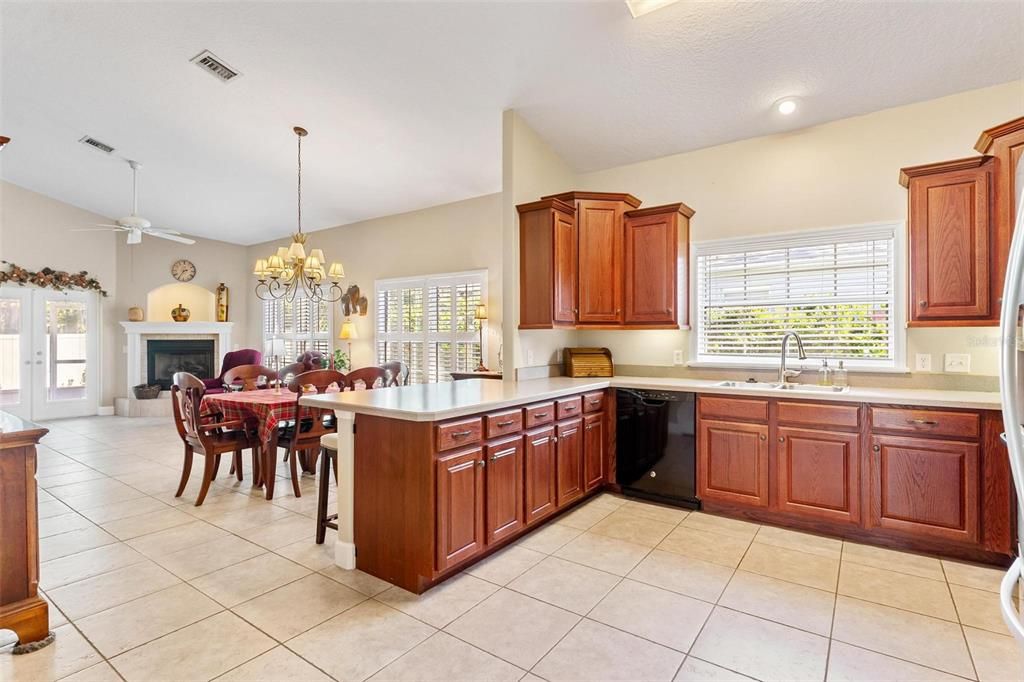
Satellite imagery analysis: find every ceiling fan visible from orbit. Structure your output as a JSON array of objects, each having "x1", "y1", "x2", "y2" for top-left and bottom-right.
[{"x1": 74, "y1": 160, "x2": 196, "y2": 245}]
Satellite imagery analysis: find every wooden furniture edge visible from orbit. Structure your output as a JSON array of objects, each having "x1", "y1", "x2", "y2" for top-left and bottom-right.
[
  {"x1": 974, "y1": 116, "x2": 1024, "y2": 153},
  {"x1": 898, "y1": 155, "x2": 993, "y2": 187}
]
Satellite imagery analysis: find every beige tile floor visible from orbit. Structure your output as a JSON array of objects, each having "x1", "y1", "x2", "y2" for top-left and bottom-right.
[{"x1": 3, "y1": 415, "x2": 1024, "y2": 681}]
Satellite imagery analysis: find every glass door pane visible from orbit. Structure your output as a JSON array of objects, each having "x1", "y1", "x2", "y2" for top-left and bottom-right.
[
  {"x1": 32, "y1": 291, "x2": 98, "y2": 419},
  {"x1": 45, "y1": 299, "x2": 88, "y2": 402},
  {"x1": 0, "y1": 291, "x2": 31, "y2": 418}
]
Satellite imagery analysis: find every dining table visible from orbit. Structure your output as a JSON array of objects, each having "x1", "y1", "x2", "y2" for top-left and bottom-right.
[{"x1": 201, "y1": 387, "x2": 338, "y2": 499}]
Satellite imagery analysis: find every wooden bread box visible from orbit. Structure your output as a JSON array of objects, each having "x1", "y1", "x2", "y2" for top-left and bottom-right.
[{"x1": 563, "y1": 347, "x2": 614, "y2": 377}]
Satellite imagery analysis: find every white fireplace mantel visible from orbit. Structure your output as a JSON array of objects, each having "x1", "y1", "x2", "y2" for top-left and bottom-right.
[{"x1": 121, "y1": 321, "x2": 233, "y2": 394}]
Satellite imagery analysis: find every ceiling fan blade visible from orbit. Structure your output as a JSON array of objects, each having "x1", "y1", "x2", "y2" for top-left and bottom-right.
[
  {"x1": 148, "y1": 231, "x2": 196, "y2": 245},
  {"x1": 145, "y1": 227, "x2": 182, "y2": 235},
  {"x1": 71, "y1": 227, "x2": 120, "y2": 232},
  {"x1": 93, "y1": 224, "x2": 129, "y2": 229}
]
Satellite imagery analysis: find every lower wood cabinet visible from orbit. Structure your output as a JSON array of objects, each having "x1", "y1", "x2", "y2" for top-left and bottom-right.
[
  {"x1": 435, "y1": 447, "x2": 485, "y2": 572},
  {"x1": 698, "y1": 418, "x2": 769, "y2": 507},
  {"x1": 555, "y1": 418, "x2": 584, "y2": 505},
  {"x1": 868, "y1": 433, "x2": 979, "y2": 544},
  {"x1": 524, "y1": 426, "x2": 558, "y2": 523},
  {"x1": 776, "y1": 427, "x2": 860, "y2": 525},
  {"x1": 484, "y1": 436, "x2": 524, "y2": 544},
  {"x1": 583, "y1": 413, "x2": 605, "y2": 491}
]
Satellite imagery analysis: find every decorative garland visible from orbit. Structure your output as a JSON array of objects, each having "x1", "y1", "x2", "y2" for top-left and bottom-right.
[{"x1": 0, "y1": 261, "x2": 108, "y2": 296}]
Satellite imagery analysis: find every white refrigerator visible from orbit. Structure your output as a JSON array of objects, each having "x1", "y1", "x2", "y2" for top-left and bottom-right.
[{"x1": 998, "y1": 159, "x2": 1024, "y2": 650}]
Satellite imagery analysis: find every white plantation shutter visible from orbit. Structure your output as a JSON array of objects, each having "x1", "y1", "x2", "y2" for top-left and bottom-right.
[
  {"x1": 376, "y1": 270, "x2": 486, "y2": 383},
  {"x1": 695, "y1": 224, "x2": 899, "y2": 368},
  {"x1": 262, "y1": 296, "x2": 332, "y2": 368}
]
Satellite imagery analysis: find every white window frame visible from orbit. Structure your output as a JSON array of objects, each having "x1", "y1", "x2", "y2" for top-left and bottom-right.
[
  {"x1": 261, "y1": 295, "x2": 333, "y2": 368},
  {"x1": 688, "y1": 222, "x2": 907, "y2": 373},
  {"x1": 375, "y1": 269, "x2": 487, "y2": 384}
]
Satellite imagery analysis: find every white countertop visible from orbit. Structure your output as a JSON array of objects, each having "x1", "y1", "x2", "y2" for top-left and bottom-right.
[{"x1": 299, "y1": 375, "x2": 1003, "y2": 421}]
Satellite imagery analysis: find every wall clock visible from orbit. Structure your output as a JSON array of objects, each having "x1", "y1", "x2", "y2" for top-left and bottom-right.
[{"x1": 171, "y1": 259, "x2": 197, "y2": 282}]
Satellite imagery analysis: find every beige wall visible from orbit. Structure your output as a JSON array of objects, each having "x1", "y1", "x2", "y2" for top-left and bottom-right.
[
  {"x1": 501, "y1": 110, "x2": 579, "y2": 376},
  {"x1": 246, "y1": 193, "x2": 502, "y2": 371},
  {"x1": 0, "y1": 180, "x2": 121, "y2": 405},
  {"x1": 515, "y1": 80, "x2": 1024, "y2": 379}
]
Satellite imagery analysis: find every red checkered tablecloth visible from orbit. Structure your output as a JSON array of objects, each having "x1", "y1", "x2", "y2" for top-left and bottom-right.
[{"x1": 201, "y1": 388, "x2": 337, "y2": 445}]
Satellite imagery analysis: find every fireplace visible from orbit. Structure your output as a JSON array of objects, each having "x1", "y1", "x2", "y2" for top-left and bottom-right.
[{"x1": 146, "y1": 339, "x2": 215, "y2": 390}]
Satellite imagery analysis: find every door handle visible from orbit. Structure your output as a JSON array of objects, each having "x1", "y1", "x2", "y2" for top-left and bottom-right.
[
  {"x1": 759, "y1": 434, "x2": 766, "y2": 441},
  {"x1": 495, "y1": 420, "x2": 516, "y2": 427},
  {"x1": 490, "y1": 448, "x2": 517, "y2": 462},
  {"x1": 873, "y1": 444, "x2": 880, "y2": 452},
  {"x1": 778, "y1": 437, "x2": 785, "y2": 443},
  {"x1": 907, "y1": 419, "x2": 938, "y2": 426}
]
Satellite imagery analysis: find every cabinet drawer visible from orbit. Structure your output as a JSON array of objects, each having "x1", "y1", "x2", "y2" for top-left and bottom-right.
[
  {"x1": 525, "y1": 402, "x2": 555, "y2": 428},
  {"x1": 582, "y1": 391, "x2": 605, "y2": 413},
  {"x1": 556, "y1": 396, "x2": 583, "y2": 420},
  {"x1": 485, "y1": 409, "x2": 523, "y2": 439},
  {"x1": 436, "y1": 417, "x2": 483, "y2": 452},
  {"x1": 870, "y1": 407, "x2": 979, "y2": 440},
  {"x1": 777, "y1": 401, "x2": 860, "y2": 430},
  {"x1": 699, "y1": 396, "x2": 768, "y2": 423}
]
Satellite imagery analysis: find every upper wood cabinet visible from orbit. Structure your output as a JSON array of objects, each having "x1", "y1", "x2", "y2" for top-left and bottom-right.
[
  {"x1": 518, "y1": 190, "x2": 692, "y2": 330},
  {"x1": 900, "y1": 157, "x2": 994, "y2": 325},
  {"x1": 975, "y1": 117, "x2": 1024, "y2": 319},
  {"x1": 624, "y1": 203, "x2": 693, "y2": 326},
  {"x1": 517, "y1": 199, "x2": 577, "y2": 329}
]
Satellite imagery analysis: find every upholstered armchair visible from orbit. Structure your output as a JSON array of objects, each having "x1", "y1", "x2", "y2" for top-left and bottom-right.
[
  {"x1": 203, "y1": 348, "x2": 263, "y2": 394},
  {"x1": 295, "y1": 350, "x2": 329, "y2": 371}
]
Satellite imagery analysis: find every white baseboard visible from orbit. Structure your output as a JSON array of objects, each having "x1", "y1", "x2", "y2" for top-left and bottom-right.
[{"x1": 97, "y1": 405, "x2": 115, "y2": 416}]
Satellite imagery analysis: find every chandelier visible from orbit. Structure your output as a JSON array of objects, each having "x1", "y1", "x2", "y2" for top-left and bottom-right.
[{"x1": 253, "y1": 126, "x2": 345, "y2": 302}]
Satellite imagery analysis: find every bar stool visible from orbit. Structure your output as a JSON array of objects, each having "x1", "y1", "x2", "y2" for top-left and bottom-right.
[{"x1": 316, "y1": 433, "x2": 339, "y2": 544}]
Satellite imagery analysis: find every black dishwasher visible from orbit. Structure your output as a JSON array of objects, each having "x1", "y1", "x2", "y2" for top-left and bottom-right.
[{"x1": 615, "y1": 389, "x2": 699, "y2": 509}]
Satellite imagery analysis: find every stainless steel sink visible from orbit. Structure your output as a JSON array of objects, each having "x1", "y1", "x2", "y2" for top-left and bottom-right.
[
  {"x1": 713, "y1": 380, "x2": 781, "y2": 389},
  {"x1": 713, "y1": 380, "x2": 850, "y2": 394}
]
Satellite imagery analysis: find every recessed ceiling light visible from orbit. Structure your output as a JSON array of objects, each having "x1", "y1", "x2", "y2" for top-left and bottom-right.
[
  {"x1": 775, "y1": 98, "x2": 799, "y2": 115},
  {"x1": 625, "y1": 0, "x2": 680, "y2": 18}
]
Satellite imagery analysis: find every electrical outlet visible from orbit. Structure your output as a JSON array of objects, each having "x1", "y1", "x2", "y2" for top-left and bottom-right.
[
  {"x1": 673, "y1": 350, "x2": 685, "y2": 365},
  {"x1": 914, "y1": 353, "x2": 932, "y2": 372},
  {"x1": 944, "y1": 353, "x2": 971, "y2": 373},
  {"x1": 555, "y1": 349, "x2": 562, "y2": 363},
  {"x1": 526, "y1": 349, "x2": 535, "y2": 366}
]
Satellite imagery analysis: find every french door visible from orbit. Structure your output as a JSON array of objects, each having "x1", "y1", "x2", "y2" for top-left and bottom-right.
[{"x1": 0, "y1": 287, "x2": 99, "y2": 420}]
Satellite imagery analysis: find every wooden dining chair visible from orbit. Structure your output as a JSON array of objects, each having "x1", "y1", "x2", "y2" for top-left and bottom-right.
[
  {"x1": 278, "y1": 369, "x2": 347, "y2": 497},
  {"x1": 172, "y1": 372, "x2": 256, "y2": 505},
  {"x1": 222, "y1": 364, "x2": 278, "y2": 391},
  {"x1": 346, "y1": 366, "x2": 388, "y2": 390},
  {"x1": 382, "y1": 360, "x2": 409, "y2": 386}
]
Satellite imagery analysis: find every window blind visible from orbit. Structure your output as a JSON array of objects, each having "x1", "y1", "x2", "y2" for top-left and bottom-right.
[
  {"x1": 694, "y1": 225, "x2": 898, "y2": 367},
  {"x1": 376, "y1": 270, "x2": 485, "y2": 383},
  {"x1": 262, "y1": 296, "x2": 331, "y2": 367}
]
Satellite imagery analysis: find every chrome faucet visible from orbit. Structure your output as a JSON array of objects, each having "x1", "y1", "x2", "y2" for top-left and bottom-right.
[{"x1": 778, "y1": 331, "x2": 808, "y2": 384}]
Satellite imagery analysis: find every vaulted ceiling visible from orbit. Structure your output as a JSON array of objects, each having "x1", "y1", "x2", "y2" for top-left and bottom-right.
[{"x1": 2, "y1": 1, "x2": 1021, "y2": 244}]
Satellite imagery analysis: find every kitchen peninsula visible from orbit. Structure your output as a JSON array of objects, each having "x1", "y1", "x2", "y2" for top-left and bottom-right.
[{"x1": 302, "y1": 376, "x2": 1013, "y2": 593}]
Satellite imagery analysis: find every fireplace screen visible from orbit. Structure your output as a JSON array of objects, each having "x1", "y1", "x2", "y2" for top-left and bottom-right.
[{"x1": 147, "y1": 340, "x2": 215, "y2": 390}]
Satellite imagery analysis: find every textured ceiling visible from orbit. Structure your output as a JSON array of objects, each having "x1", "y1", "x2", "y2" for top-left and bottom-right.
[{"x1": 2, "y1": 1, "x2": 1022, "y2": 245}]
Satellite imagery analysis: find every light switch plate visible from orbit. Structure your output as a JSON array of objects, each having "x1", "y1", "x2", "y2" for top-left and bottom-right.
[
  {"x1": 944, "y1": 353, "x2": 971, "y2": 373},
  {"x1": 914, "y1": 353, "x2": 932, "y2": 372},
  {"x1": 673, "y1": 350, "x2": 685, "y2": 365}
]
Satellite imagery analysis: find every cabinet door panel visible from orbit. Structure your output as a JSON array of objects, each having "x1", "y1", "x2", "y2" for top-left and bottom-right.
[
  {"x1": 583, "y1": 413, "x2": 604, "y2": 491},
  {"x1": 556, "y1": 418, "x2": 584, "y2": 505},
  {"x1": 553, "y1": 211, "x2": 578, "y2": 324},
  {"x1": 909, "y1": 166, "x2": 991, "y2": 320},
  {"x1": 436, "y1": 447, "x2": 485, "y2": 572},
  {"x1": 577, "y1": 201, "x2": 623, "y2": 323},
  {"x1": 524, "y1": 427, "x2": 557, "y2": 524},
  {"x1": 624, "y1": 212, "x2": 677, "y2": 324},
  {"x1": 485, "y1": 437, "x2": 524, "y2": 544},
  {"x1": 868, "y1": 434, "x2": 979, "y2": 544},
  {"x1": 698, "y1": 419, "x2": 769, "y2": 507},
  {"x1": 776, "y1": 427, "x2": 860, "y2": 524}
]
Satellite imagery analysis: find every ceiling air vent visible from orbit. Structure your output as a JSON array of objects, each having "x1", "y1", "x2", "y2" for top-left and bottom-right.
[
  {"x1": 78, "y1": 136, "x2": 115, "y2": 154},
  {"x1": 190, "y1": 50, "x2": 241, "y2": 83}
]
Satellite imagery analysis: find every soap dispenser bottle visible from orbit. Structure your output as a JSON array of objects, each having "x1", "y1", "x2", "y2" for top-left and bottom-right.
[
  {"x1": 834, "y1": 360, "x2": 848, "y2": 388},
  {"x1": 818, "y1": 359, "x2": 833, "y2": 386}
]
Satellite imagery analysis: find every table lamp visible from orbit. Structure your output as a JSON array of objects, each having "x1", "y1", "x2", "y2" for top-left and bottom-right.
[
  {"x1": 339, "y1": 319, "x2": 358, "y2": 369},
  {"x1": 474, "y1": 304, "x2": 488, "y2": 372}
]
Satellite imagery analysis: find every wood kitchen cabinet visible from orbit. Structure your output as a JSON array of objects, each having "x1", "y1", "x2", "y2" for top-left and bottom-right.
[
  {"x1": 518, "y1": 190, "x2": 691, "y2": 330},
  {"x1": 517, "y1": 198, "x2": 577, "y2": 329},
  {"x1": 583, "y1": 412, "x2": 605, "y2": 492},
  {"x1": 555, "y1": 417, "x2": 584, "y2": 505},
  {"x1": 524, "y1": 425, "x2": 558, "y2": 523},
  {"x1": 975, "y1": 116, "x2": 1024, "y2": 320},
  {"x1": 623, "y1": 203, "x2": 693, "y2": 326},
  {"x1": 435, "y1": 447, "x2": 485, "y2": 572},
  {"x1": 776, "y1": 427, "x2": 860, "y2": 525},
  {"x1": 698, "y1": 418, "x2": 770, "y2": 508},
  {"x1": 484, "y1": 436, "x2": 524, "y2": 544},
  {"x1": 900, "y1": 156, "x2": 994, "y2": 324},
  {"x1": 868, "y1": 433, "x2": 979, "y2": 544}
]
